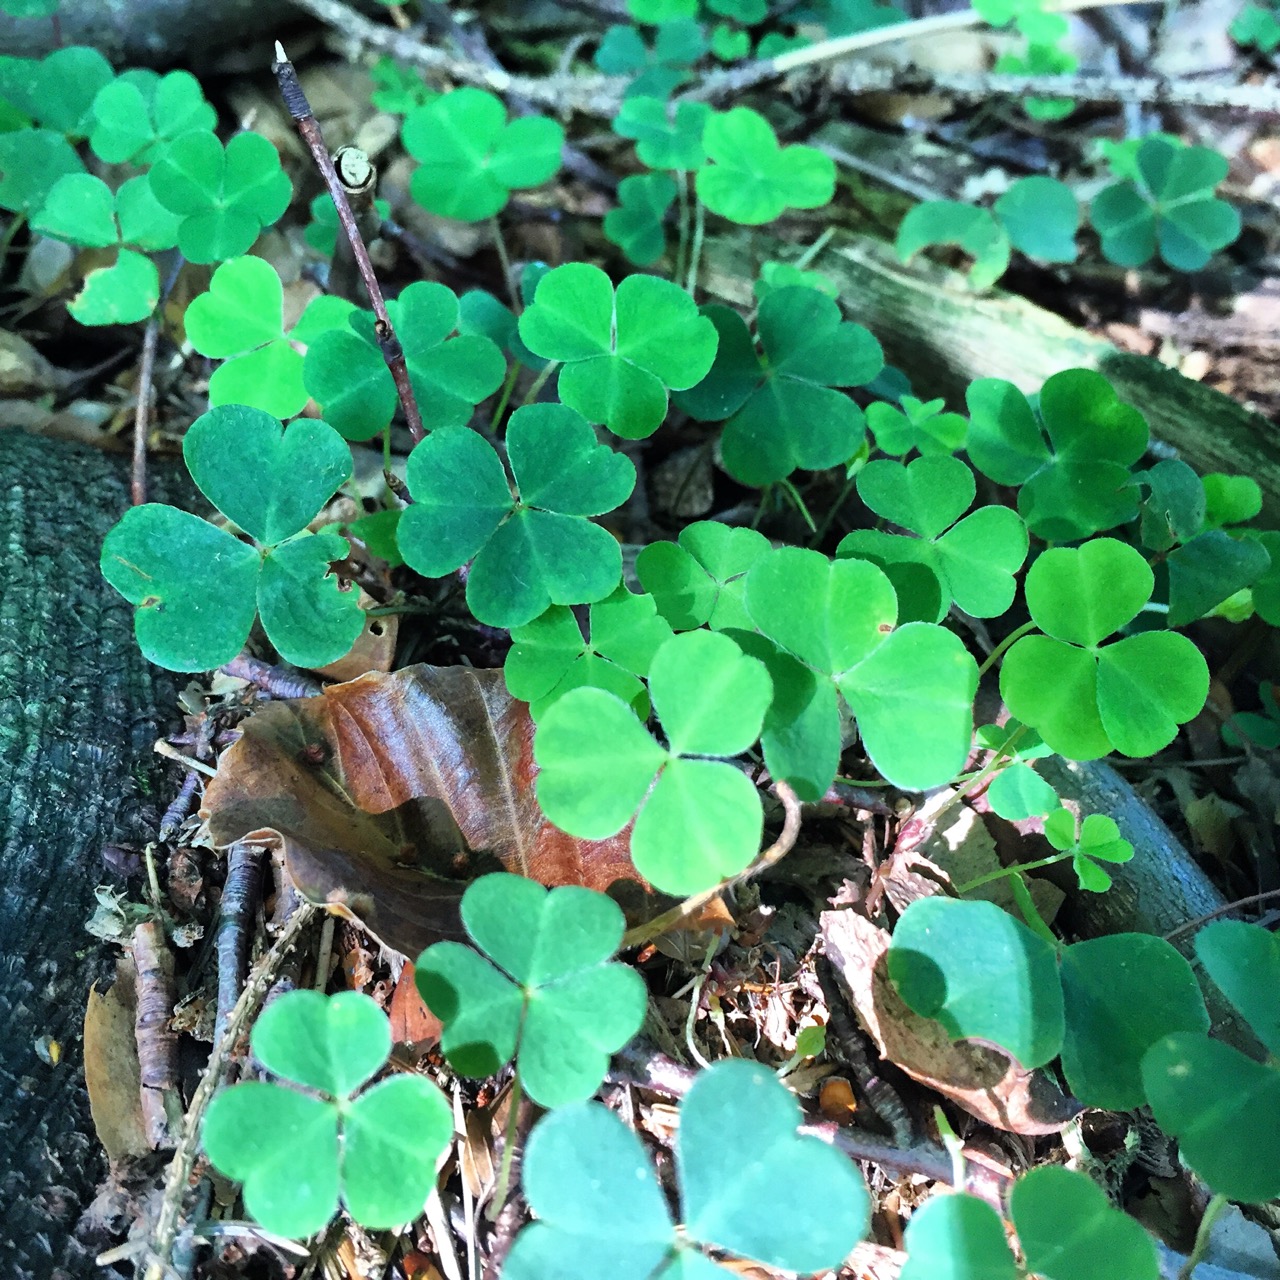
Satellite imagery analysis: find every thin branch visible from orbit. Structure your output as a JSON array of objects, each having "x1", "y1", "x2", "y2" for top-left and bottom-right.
[
  {"x1": 142, "y1": 902, "x2": 321, "y2": 1280},
  {"x1": 131, "y1": 255, "x2": 183, "y2": 506},
  {"x1": 1163, "y1": 887, "x2": 1280, "y2": 943},
  {"x1": 220, "y1": 651, "x2": 323, "y2": 699},
  {"x1": 621, "y1": 780, "x2": 802, "y2": 950},
  {"x1": 132, "y1": 921, "x2": 182, "y2": 1149},
  {"x1": 824, "y1": 63, "x2": 1280, "y2": 113},
  {"x1": 215, "y1": 839, "x2": 269, "y2": 1047},
  {"x1": 158, "y1": 770, "x2": 202, "y2": 843},
  {"x1": 285, "y1": 0, "x2": 625, "y2": 113},
  {"x1": 272, "y1": 42, "x2": 426, "y2": 443}
]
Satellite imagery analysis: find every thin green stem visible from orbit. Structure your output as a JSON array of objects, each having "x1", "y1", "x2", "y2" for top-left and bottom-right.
[
  {"x1": 488, "y1": 1071, "x2": 524, "y2": 1223},
  {"x1": 1180, "y1": 1192, "x2": 1229, "y2": 1280},
  {"x1": 520, "y1": 359, "x2": 559, "y2": 407},
  {"x1": 488, "y1": 362, "x2": 520, "y2": 433},
  {"x1": 954, "y1": 851, "x2": 1071, "y2": 895},
  {"x1": 933, "y1": 1106, "x2": 967, "y2": 1190},
  {"x1": 794, "y1": 224, "x2": 836, "y2": 271},
  {"x1": 1009, "y1": 871, "x2": 1058, "y2": 948},
  {"x1": 491, "y1": 216, "x2": 521, "y2": 314},
  {"x1": 685, "y1": 195, "x2": 706, "y2": 297},
  {"x1": 809, "y1": 469, "x2": 858, "y2": 547},
  {"x1": 780, "y1": 477, "x2": 818, "y2": 533},
  {"x1": 977, "y1": 620, "x2": 1038, "y2": 679}
]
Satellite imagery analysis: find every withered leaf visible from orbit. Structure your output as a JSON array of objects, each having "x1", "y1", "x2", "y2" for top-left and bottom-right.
[
  {"x1": 202, "y1": 665, "x2": 645, "y2": 957},
  {"x1": 821, "y1": 908, "x2": 1080, "y2": 1136}
]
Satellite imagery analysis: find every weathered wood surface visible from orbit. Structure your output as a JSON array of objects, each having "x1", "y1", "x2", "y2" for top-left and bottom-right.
[
  {"x1": 702, "y1": 231, "x2": 1280, "y2": 528},
  {"x1": 0, "y1": 431, "x2": 190, "y2": 1279}
]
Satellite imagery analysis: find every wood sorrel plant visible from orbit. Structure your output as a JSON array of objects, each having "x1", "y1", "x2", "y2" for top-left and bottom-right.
[{"x1": 4, "y1": 0, "x2": 1271, "y2": 1269}]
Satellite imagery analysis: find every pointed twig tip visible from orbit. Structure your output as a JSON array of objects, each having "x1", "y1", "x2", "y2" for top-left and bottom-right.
[{"x1": 274, "y1": 40, "x2": 288, "y2": 65}]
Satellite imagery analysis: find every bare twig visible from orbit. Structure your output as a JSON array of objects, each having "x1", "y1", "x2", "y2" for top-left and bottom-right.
[
  {"x1": 1163, "y1": 887, "x2": 1280, "y2": 943},
  {"x1": 824, "y1": 63, "x2": 1280, "y2": 113},
  {"x1": 158, "y1": 770, "x2": 202, "y2": 843},
  {"x1": 131, "y1": 255, "x2": 183, "y2": 506},
  {"x1": 131, "y1": 311, "x2": 159, "y2": 506},
  {"x1": 272, "y1": 42, "x2": 426, "y2": 443},
  {"x1": 132, "y1": 921, "x2": 182, "y2": 1149},
  {"x1": 284, "y1": 0, "x2": 625, "y2": 113},
  {"x1": 220, "y1": 651, "x2": 323, "y2": 699},
  {"x1": 329, "y1": 144, "x2": 383, "y2": 305},
  {"x1": 153, "y1": 739, "x2": 218, "y2": 779},
  {"x1": 621, "y1": 780, "x2": 803, "y2": 950},
  {"x1": 215, "y1": 839, "x2": 269, "y2": 1046},
  {"x1": 142, "y1": 902, "x2": 321, "y2": 1280}
]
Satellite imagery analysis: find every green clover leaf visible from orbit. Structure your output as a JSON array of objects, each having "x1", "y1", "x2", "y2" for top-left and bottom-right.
[
  {"x1": 415, "y1": 875, "x2": 646, "y2": 1107},
  {"x1": 186, "y1": 256, "x2": 357, "y2": 418},
  {"x1": 965, "y1": 368, "x2": 1149, "y2": 541},
  {"x1": 866, "y1": 394, "x2": 967, "y2": 457},
  {"x1": 203, "y1": 990, "x2": 451, "y2": 1238},
  {"x1": 753, "y1": 259, "x2": 839, "y2": 302},
  {"x1": 1144, "y1": 1027, "x2": 1280, "y2": 1202},
  {"x1": 458, "y1": 287, "x2": 546, "y2": 371},
  {"x1": 896, "y1": 201, "x2": 1011, "y2": 289},
  {"x1": 996, "y1": 39, "x2": 1077, "y2": 121},
  {"x1": 5, "y1": 46, "x2": 113, "y2": 135},
  {"x1": 369, "y1": 56, "x2": 437, "y2": 113},
  {"x1": 505, "y1": 584, "x2": 675, "y2": 719},
  {"x1": 1058, "y1": 934, "x2": 1207, "y2": 1110},
  {"x1": 402, "y1": 88, "x2": 563, "y2": 222},
  {"x1": 89, "y1": 69, "x2": 216, "y2": 164},
  {"x1": 148, "y1": 128, "x2": 292, "y2": 263},
  {"x1": 596, "y1": 20, "x2": 708, "y2": 97},
  {"x1": 636, "y1": 520, "x2": 772, "y2": 630},
  {"x1": 519, "y1": 263, "x2": 718, "y2": 439},
  {"x1": 396, "y1": 403, "x2": 635, "y2": 628},
  {"x1": 536, "y1": 631, "x2": 771, "y2": 895},
  {"x1": 613, "y1": 97, "x2": 711, "y2": 170},
  {"x1": 604, "y1": 172, "x2": 679, "y2": 266},
  {"x1": 986, "y1": 761, "x2": 1059, "y2": 819},
  {"x1": 745, "y1": 547, "x2": 978, "y2": 790},
  {"x1": 629, "y1": 0, "x2": 697, "y2": 21},
  {"x1": 992, "y1": 175, "x2": 1079, "y2": 262},
  {"x1": 304, "y1": 280, "x2": 506, "y2": 440},
  {"x1": 304, "y1": 192, "x2": 391, "y2": 257},
  {"x1": 674, "y1": 289, "x2": 883, "y2": 485},
  {"x1": 899, "y1": 1194, "x2": 1018, "y2": 1280},
  {"x1": 1009, "y1": 1166, "x2": 1160, "y2": 1280},
  {"x1": 1196, "y1": 921, "x2": 1280, "y2": 1058},
  {"x1": 1090, "y1": 137, "x2": 1241, "y2": 272},
  {"x1": 1233, "y1": 2, "x2": 1280, "y2": 51},
  {"x1": 695, "y1": 107, "x2": 835, "y2": 225},
  {"x1": 30, "y1": 172, "x2": 182, "y2": 323},
  {"x1": 505, "y1": 1059, "x2": 869, "y2": 1280},
  {"x1": 101, "y1": 406, "x2": 362, "y2": 671},
  {"x1": 889, "y1": 896, "x2": 1065, "y2": 1069},
  {"x1": 1000, "y1": 539, "x2": 1210, "y2": 760},
  {"x1": 0, "y1": 128, "x2": 84, "y2": 215},
  {"x1": 901, "y1": 1170, "x2": 1159, "y2": 1280},
  {"x1": 839, "y1": 455, "x2": 1029, "y2": 619}
]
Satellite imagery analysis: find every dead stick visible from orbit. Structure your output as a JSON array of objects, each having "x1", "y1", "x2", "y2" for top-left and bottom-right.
[
  {"x1": 142, "y1": 902, "x2": 321, "y2": 1280},
  {"x1": 220, "y1": 651, "x2": 323, "y2": 699},
  {"x1": 131, "y1": 313, "x2": 159, "y2": 506},
  {"x1": 215, "y1": 840, "x2": 269, "y2": 1047},
  {"x1": 272, "y1": 42, "x2": 426, "y2": 443}
]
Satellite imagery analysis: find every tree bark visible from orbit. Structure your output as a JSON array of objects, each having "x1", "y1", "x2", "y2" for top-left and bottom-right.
[{"x1": 0, "y1": 431, "x2": 191, "y2": 1279}]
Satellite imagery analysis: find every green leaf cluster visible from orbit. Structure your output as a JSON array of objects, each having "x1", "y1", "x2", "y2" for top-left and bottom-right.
[
  {"x1": 504, "y1": 1058, "x2": 869, "y2": 1280},
  {"x1": 203, "y1": 990, "x2": 451, "y2": 1238},
  {"x1": 416, "y1": 875, "x2": 646, "y2": 1106},
  {"x1": 101, "y1": 405, "x2": 363, "y2": 672}
]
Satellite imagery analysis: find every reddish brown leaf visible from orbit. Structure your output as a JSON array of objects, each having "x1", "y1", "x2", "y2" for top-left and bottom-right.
[
  {"x1": 389, "y1": 963, "x2": 443, "y2": 1052},
  {"x1": 821, "y1": 909, "x2": 1080, "y2": 1136},
  {"x1": 202, "y1": 665, "x2": 647, "y2": 958}
]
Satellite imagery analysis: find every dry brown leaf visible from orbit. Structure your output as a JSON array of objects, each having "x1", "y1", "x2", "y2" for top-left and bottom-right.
[
  {"x1": 821, "y1": 909, "x2": 1079, "y2": 1136},
  {"x1": 388, "y1": 962, "x2": 442, "y2": 1053},
  {"x1": 202, "y1": 665, "x2": 648, "y2": 957},
  {"x1": 83, "y1": 958, "x2": 149, "y2": 1164}
]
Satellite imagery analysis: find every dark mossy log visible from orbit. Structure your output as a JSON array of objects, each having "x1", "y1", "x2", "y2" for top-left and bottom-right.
[
  {"x1": 0, "y1": 431, "x2": 191, "y2": 1279},
  {"x1": 701, "y1": 230, "x2": 1280, "y2": 529}
]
